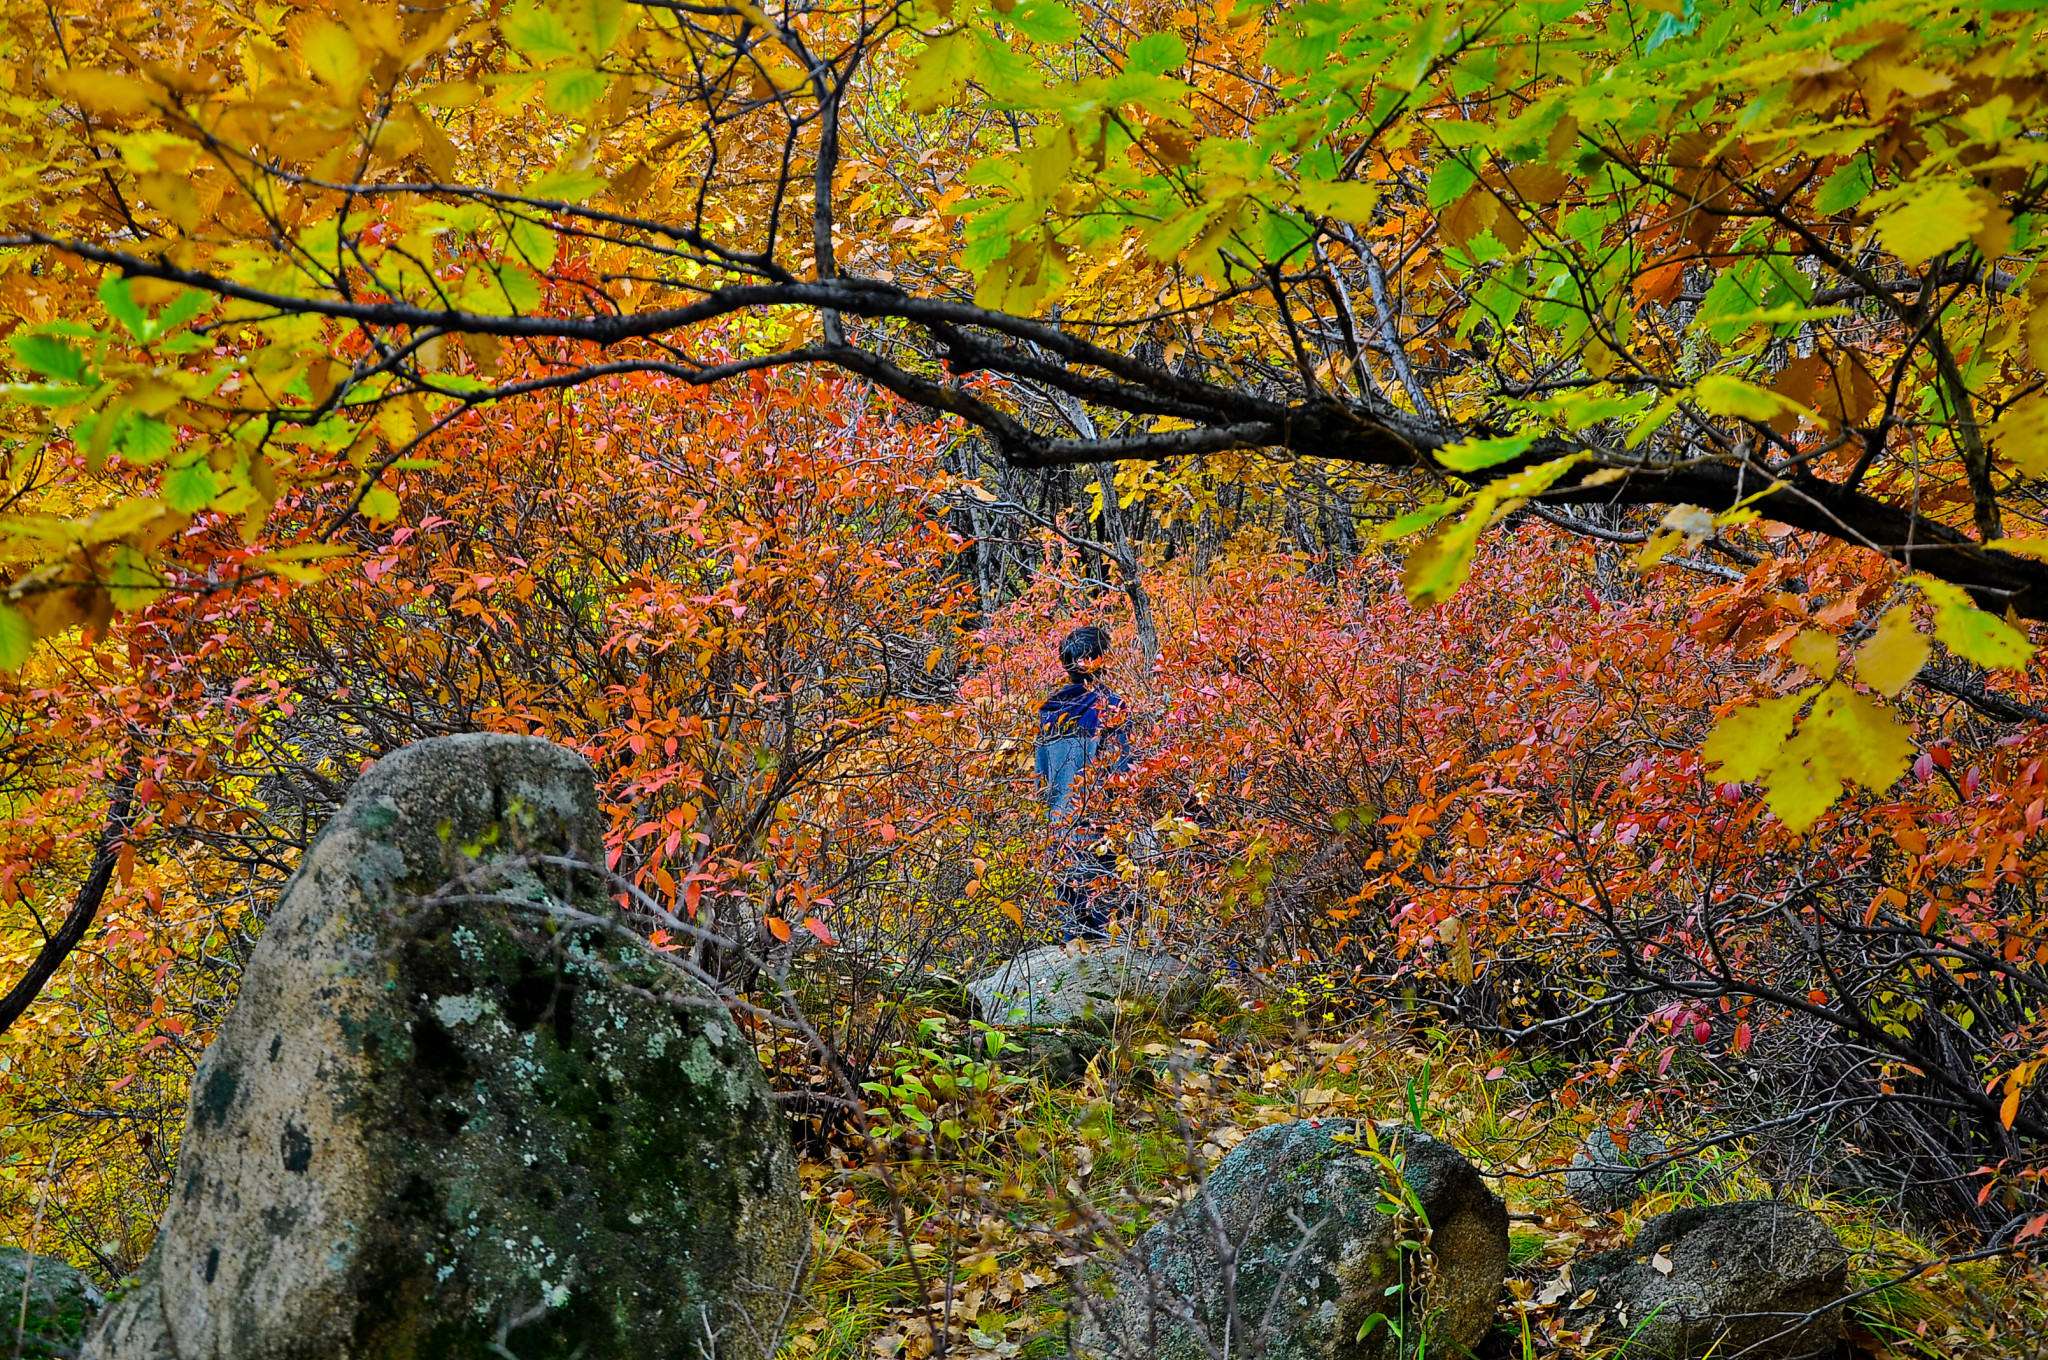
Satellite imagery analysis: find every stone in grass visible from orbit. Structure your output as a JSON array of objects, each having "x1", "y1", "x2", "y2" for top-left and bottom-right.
[
  {"x1": 1567, "y1": 1127, "x2": 1672, "y2": 1212},
  {"x1": 86, "y1": 734, "x2": 805, "y2": 1360},
  {"x1": 1079, "y1": 1119, "x2": 1509, "y2": 1360},
  {"x1": 1560, "y1": 1200, "x2": 1848, "y2": 1359},
  {"x1": 967, "y1": 943, "x2": 1204, "y2": 1028},
  {"x1": 1, "y1": 1246, "x2": 104, "y2": 1358}
]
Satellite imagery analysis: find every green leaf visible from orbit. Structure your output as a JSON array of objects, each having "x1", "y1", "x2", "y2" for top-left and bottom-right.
[
  {"x1": 99, "y1": 275, "x2": 149, "y2": 340},
  {"x1": 1390, "y1": 0, "x2": 1448, "y2": 91},
  {"x1": 1008, "y1": 0, "x2": 1080, "y2": 44},
  {"x1": 0, "y1": 382, "x2": 95, "y2": 407},
  {"x1": 542, "y1": 67, "x2": 608, "y2": 113},
  {"x1": 0, "y1": 602, "x2": 30, "y2": 671},
  {"x1": 1692, "y1": 374, "x2": 1807, "y2": 422},
  {"x1": 1376, "y1": 497, "x2": 1458, "y2": 543},
  {"x1": 1915, "y1": 576, "x2": 2035, "y2": 670},
  {"x1": 1127, "y1": 32, "x2": 1187, "y2": 75},
  {"x1": 114, "y1": 411, "x2": 175, "y2": 465},
  {"x1": 585, "y1": 0, "x2": 630, "y2": 53},
  {"x1": 1434, "y1": 432, "x2": 1538, "y2": 473},
  {"x1": 1853, "y1": 606, "x2": 1929, "y2": 697},
  {"x1": 507, "y1": 217, "x2": 558, "y2": 271},
  {"x1": 490, "y1": 265, "x2": 544, "y2": 314},
  {"x1": 1425, "y1": 158, "x2": 1477, "y2": 209},
  {"x1": 10, "y1": 333, "x2": 91, "y2": 384},
  {"x1": 1703, "y1": 689, "x2": 1811, "y2": 783},
  {"x1": 360, "y1": 482, "x2": 401, "y2": 523},
  {"x1": 154, "y1": 289, "x2": 207, "y2": 335},
  {"x1": 162, "y1": 460, "x2": 218, "y2": 512},
  {"x1": 1814, "y1": 156, "x2": 1873, "y2": 216},
  {"x1": 524, "y1": 168, "x2": 608, "y2": 204},
  {"x1": 105, "y1": 544, "x2": 165, "y2": 612},
  {"x1": 502, "y1": 3, "x2": 581, "y2": 61}
]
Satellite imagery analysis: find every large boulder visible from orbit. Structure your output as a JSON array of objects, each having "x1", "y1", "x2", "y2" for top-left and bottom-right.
[
  {"x1": 1080, "y1": 1119, "x2": 1508, "y2": 1360},
  {"x1": 1, "y1": 1246, "x2": 103, "y2": 1357},
  {"x1": 1566, "y1": 1127, "x2": 1671, "y2": 1212},
  {"x1": 86, "y1": 734, "x2": 805, "y2": 1360},
  {"x1": 1560, "y1": 1200, "x2": 1847, "y2": 1359},
  {"x1": 968, "y1": 943, "x2": 1202, "y2": 1027}
]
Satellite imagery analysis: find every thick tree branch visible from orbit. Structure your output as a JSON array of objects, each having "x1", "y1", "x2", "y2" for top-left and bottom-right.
[
  {"x1": 0, "y1": 775, "x2": 135, "y2": 1035},
  {"x1": 18, "y1": 232, "x2": 2048, "y2": 620}
]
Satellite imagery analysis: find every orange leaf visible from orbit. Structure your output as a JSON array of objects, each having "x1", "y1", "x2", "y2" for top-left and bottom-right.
[
  {"x1": 803, "y1": 916, "x2": 837, "y2": 947},
  {"x1": 765, "y1": 914, "x2": 792, "y2": 942}
]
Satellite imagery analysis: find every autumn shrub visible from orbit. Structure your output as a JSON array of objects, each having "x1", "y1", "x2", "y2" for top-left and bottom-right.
[
  {"x1": 961, "y1": 527, "x2": 2048, "y2": 1244},
  {"x1": 1, "y1": 361, "x2": 985, "y2": 1265}
]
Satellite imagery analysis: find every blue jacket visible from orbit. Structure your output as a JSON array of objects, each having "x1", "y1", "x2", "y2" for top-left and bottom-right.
[{"x1": 1034, "y1": 683, "x2": 1130, "y2": 819}]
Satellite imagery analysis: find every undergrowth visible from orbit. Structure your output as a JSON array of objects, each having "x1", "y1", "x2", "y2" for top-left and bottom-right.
[{"x1": 782, "y1": 992, "x2": 2048, "y2": 1360}]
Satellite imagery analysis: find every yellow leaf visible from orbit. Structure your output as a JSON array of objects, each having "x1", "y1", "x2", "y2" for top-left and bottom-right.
[
  {"x1": 1808, "y1": 686, "x2": 1914, "y2": 794},
  {"x1": 1787, "y1": 628, "x2": 1839, "y2": 679},
  {"x1": 1853, "y1": 606, "x2": 1929, "y2": 697},
  {"x1": 1990, "y1": 394, "x2": 2048, "y2": 477},
  {"x1": 1703, "y1": 689, "x2": 1811, "y2": 783},
  {"x1": 289, "y1": 14, "x2": 367, "y2": 91},
  {"x1": 1871, "y1": 180, "x2": 1990, "y2": 268},
  {"x1": 2000, "y1": 1081, "x2": 2022, "y2": 1131},
  {"x1": 1295, "y1": 179, "x2": 1379, "y2": 224},
  {"x1": 1764, "y1": 718, "x2": 1844, "y2": 833},
  {"x1": 46, "y1": 68, "x2": 159, "y2": 116},
  {"x1": 138, "y1": 172, "x2": 200, "y2": 231}
]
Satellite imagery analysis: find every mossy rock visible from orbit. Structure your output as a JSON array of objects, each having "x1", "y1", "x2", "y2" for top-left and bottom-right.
[
  {"x1": 87, "y1": 734, "x2": 805, "y2": 1360},
  {"x1": 1077, "y1": 1119, "x2": 1508, "y2": 1360},
  {"x1": 1559, "y1": 1200, "x2": 1846, "y2": 1359},
  {"x1": 1, "y1": 1247, "x2": 103, "y2": 1357}
]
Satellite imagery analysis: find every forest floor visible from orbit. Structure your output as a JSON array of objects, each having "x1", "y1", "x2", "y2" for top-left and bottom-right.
[{"x1": 774, "y1": 981, "x2": 2047, "y2": 1360}]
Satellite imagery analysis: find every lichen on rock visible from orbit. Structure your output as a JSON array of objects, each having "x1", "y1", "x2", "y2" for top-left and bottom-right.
[
  {"x1": 85, "y1": 733, "x2": 806, "y2": 1360},
  {"x1": 1078, "y1": 1119, "x2": 1508, "y2": 1360}
]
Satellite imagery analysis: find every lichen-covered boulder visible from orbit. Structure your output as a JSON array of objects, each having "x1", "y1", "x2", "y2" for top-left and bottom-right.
[
  {"x1": 968, "y1": 944, "x2": 1202, "y2": 1027},
  {"x1": 86, "y1": 734, "x2": 805, "y2": 1360},
  {"x1": 1, "y1": 1246, "x2": 103, "y2": 1357},
  {"x1": 1566, "y1": 1127, "x2": 1671, "y2": 1212},
  {"x1": 1079, "y1": 1120, "x2": 1508, "y2": 1360},
  {"x1": 1560, "y1": 1200, "x2": 1846, "y2": 1359}
]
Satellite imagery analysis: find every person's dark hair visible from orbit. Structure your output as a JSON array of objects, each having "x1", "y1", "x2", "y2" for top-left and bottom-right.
[{"x1": 1059, "y1": 625, "x2": 1111, "y2": 683}]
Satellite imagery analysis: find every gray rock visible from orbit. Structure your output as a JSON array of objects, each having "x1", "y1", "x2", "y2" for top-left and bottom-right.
[
  {"x1": 1080, "y1": 1119, "x2": 1508, "y2": 1360},
  {"x1": 1567, "y1": 1127, "x2": 1671, "y2": 1212},
  {"x1": 968, "y1": 944, "x2": 1203, "y2": 1027},
  {"x1": 1, "y1": 1246, "x2": 103, "y2": 1357},
  {"x1": 85, "y1": 734, "x2": 805, "y2": 1360},
  {"x1": 1560, "y1": 1200, "x2": 1847, "y2": 1359}
]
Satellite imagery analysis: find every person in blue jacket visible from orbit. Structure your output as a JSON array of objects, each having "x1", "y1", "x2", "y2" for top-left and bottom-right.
[{"x1": 1034, "y1": 625, "x2": 1132, "y2": 941}]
